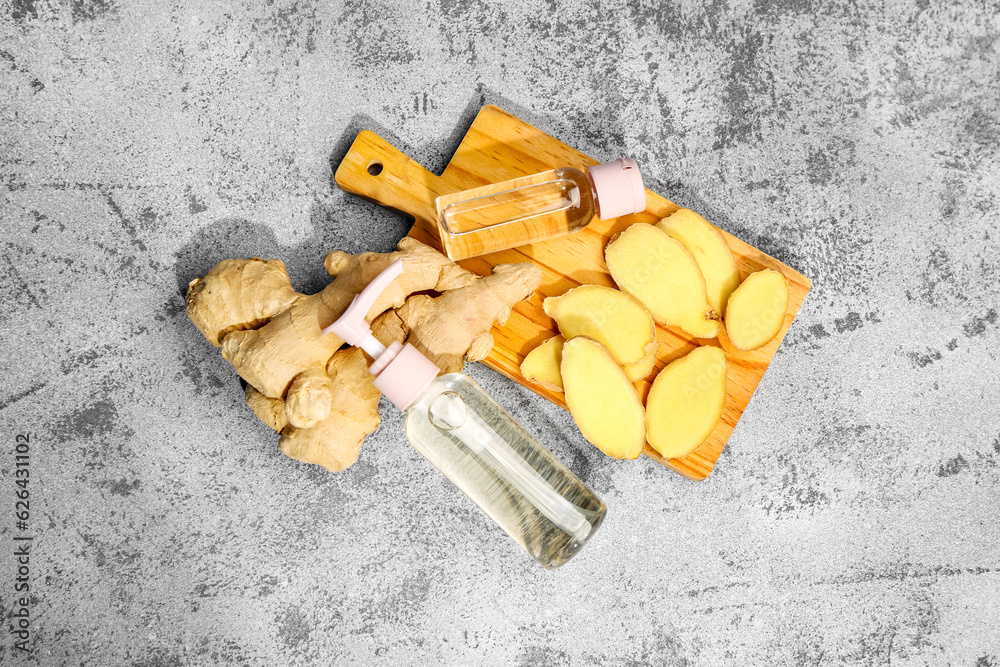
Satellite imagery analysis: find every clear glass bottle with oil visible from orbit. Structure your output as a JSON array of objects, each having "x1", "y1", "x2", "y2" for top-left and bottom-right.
[
  {"x1": 406, "y1": 373, "x2": 605, "y2": 568},
  {"x1": 435, "y1": 159, "x2": 646, "y2": 261},
  {"x1": 324, "y1": 259, "x2": 606, "y2": 569}
]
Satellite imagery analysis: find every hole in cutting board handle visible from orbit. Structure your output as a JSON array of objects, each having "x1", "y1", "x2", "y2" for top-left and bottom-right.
[{"x1": 367, "y1": 160, "x2": 383, "y2": 176}]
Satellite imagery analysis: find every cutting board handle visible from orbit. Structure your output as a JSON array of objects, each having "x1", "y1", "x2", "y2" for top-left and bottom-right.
[{"x1": 335, "y1": 130, "x2": 447, "y2": 226}]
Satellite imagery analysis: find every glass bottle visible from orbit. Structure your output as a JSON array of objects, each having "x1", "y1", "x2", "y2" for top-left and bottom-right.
[
  {"x1": 324, "y1": 260, "x2": 606, "y2": 569},
  {"x1": 435, "y1": 158, "x2": 646, "y2": 261}
]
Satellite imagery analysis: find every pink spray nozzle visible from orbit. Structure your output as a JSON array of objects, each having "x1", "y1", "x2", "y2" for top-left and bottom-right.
[
  {"x1": 322, "y1": 258, "x2": 440, "y2": 409},
  {"x1": 322, "y1": 259, "x2": 403, "y2": 356}
]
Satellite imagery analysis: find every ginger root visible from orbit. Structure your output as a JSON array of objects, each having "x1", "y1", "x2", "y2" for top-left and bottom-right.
[
  {"x1": 199, "y1": 237, "x2": 476, "y2": 400},
  {"x1": 186, "y1": 258, "x2": 302, "y2": 347},
  {"x1": 284, "y1": 368, "x2": 335, "y2": 429},
  {"x1": 645, "y1": 345, "x2": 727, "y2": 459},
  {"x1": 724, "y1": 269, "x2": 789, "y2": 351},
  {"x1": 561, "y1": 337, "x2": 646, "y2": 460},
  {"x1": 186, "y1": 236, "x2": 540, "y2": 472},
  {"x1": 371, "y1": 262, "x2": 542, "y2": 373},
  {"x1": 605, "y1": 223, "x2": 721, "y2": 339},
  {"x1": 278, "y1": 348, "x2": 381, "y2": 472},
  {"x1": 245, "y1": 384, "x2": 287, "y2": 432}
]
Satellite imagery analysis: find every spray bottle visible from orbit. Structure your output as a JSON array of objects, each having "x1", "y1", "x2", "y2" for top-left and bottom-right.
[{"x1": 324, "y1": 259, "x2": 605, "y2": 569}]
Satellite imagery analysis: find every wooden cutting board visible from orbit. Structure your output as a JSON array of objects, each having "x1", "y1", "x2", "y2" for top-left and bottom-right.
[{"x1": 335, "y1": 105, "x2": 811, "y2": 480}]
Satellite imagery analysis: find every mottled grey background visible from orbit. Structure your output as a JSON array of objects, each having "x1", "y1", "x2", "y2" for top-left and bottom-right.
[{"x1": 1, "y1": 0, "x2": 998, "y2": 665}]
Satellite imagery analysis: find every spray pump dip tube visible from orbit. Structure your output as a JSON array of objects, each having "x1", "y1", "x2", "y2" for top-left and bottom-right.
[
  {"x1": 324, "y1": 260, "x2": 605, "y2": 569},
  {"x1": 435, "y1": 159, "x2": 646, "y2": 261}
]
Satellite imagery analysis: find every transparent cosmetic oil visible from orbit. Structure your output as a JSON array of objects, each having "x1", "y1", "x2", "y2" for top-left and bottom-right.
[
  {"x1": 435, "y1": 159, "x2": 645, "y2": 261},
  {"x1": 406, "y1": 374, "x2": 606, "y2": 569}
]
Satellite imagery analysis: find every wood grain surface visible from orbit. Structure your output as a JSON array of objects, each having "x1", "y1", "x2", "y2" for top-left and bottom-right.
[{"x1": 335, "y1": 105, "x2": 811, "y2": 480}]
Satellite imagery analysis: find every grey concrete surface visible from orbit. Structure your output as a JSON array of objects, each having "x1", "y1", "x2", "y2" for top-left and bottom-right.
[{"x1": 1, "y1": 1, "x2": 999, "y2": 665}]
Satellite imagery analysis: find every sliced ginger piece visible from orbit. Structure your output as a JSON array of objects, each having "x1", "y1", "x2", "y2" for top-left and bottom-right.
[
  {"x1": 657, "y1": 208, "x2": 740, "y2": 316},
  {"x1": 646, "y1": 345, "x2": 727, "y2": 459},
  {"x1": 543, "y1": 285, "x2": 657, "y2": 382},
  {"x1": 561, "y1": 337, "x2": 646, "y2": 459},
  {"x1": 724, "y1": 269, "x2": 789, "y2": 351},
  {"x1": 520, "y1": 335, "x2": 565, "y2": 392},
  {"x1": 605, "y1": 223, "x2": 721, "y2": 339}
]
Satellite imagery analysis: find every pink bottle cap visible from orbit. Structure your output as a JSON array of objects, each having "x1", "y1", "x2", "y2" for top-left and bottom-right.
[
  {"x1": 372, "y1": 342, "x2": 440, "y2": 410},
  {"x1": 588, "y1": 158, "x2": 646, "y2": 220},
  {"x1": 325, "y1": 259, "x2": 440, "y2": 411}
]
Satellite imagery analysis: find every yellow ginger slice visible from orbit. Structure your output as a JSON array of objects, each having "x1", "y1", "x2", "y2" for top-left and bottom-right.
[
  {"x1": 561, "y1": 337, "x2": 646, "y2": 459},
  {"x1": 605, "y1": 223, "x2": 721, "y2": 339},
  {"x1": 646, "y1": 346, "x2": 727, "y2": 459},
  {"x1": 520, "y1": 335, "x2": 565, "y2": 392},
  {"x1": 724, "y1": 269, "x2": 789, "y2": 351},
  {"x1": 657, "y1": 209, "x2": 740, "y2": 316},
  {"x1": 543, "y1": 285, "x2": 657, "y2": 382}
]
